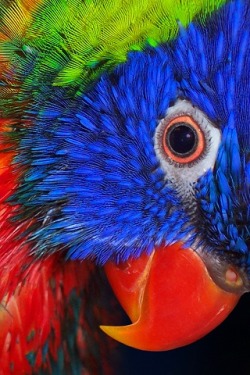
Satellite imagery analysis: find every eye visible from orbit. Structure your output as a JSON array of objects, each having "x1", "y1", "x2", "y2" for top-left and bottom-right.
[
  {"x1": 163, "y1": 115, "x2": 205, "y2": 164},
  {"x1": 154, "y1": 99, "x2": 221, "y2": 188}
]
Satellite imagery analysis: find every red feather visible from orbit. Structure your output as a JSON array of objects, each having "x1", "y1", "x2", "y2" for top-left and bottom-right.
[{"x1": 0, "y1": 120, "x2": 118, "y2": 374}]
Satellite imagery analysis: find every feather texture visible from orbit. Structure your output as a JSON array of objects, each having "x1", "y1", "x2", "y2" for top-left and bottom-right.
[
  {"x1": 1, "y1": 0, "x2": 250, "y2": 374},
  {"x1": 0, "y1": 0, "x2": 226, "y2": 94}
]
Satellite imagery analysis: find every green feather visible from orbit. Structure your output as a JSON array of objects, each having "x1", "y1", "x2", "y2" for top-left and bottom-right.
[{"x1": 1, "y1": 0, "x2": 227, "y2": 93}]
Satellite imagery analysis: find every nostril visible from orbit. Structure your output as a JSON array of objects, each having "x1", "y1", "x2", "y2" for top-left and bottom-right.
[{"x1": 225, "y1": 267, "x2": 243, "y2": 287}]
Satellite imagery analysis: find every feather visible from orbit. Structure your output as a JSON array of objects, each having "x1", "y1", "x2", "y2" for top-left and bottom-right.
[{"x1": 1, "y1": 0, "x2": 250, "y2": 373}]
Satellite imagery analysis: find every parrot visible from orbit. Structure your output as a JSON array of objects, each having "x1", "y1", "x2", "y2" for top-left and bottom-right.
[{"x1": 1, "y1": 0, "x2": 250, "y2": 374}]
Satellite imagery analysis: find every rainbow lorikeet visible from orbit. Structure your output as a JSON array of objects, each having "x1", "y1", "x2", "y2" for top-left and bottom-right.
[{"x1": 1, "y1": 0, "x2": 250, "y2": 373}]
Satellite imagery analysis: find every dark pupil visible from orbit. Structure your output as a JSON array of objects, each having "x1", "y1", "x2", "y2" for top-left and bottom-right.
[{"x1": 167, "y1": 122, "x2": 197, "y2": 156}]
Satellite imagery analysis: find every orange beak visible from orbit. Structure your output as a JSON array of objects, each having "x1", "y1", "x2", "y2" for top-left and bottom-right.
[{"x1": 100, "y1": 243, "x2": 240, "y2": 351}]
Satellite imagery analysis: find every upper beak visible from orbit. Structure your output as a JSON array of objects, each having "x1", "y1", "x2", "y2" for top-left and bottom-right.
[{"x1": 100, "y1": 243, "x2": 240, "y2": 351}]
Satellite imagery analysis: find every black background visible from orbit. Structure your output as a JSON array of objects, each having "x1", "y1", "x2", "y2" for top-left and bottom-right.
[{"x1": 120, "y1": 293, "x2": 250, "y2": 375}]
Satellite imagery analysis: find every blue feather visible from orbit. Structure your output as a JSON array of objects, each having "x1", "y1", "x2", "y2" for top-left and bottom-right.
[{"x1": 10, "y1": 0, "x2": 250, "y2": 269}]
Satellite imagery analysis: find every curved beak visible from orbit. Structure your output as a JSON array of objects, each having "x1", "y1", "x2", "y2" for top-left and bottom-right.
[{"x1": 100, "y1": 243, "x2": 240, "y2": 351}]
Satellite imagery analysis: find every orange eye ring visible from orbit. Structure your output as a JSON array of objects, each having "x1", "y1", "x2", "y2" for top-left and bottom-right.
[{"x1": 162, "y1": 115, "x2": 205, "y2": 164}]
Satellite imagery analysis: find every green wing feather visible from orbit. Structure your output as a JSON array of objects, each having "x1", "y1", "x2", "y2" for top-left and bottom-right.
[{"x1": 0, "y1": 0, "x2": 227, "y2": 94}]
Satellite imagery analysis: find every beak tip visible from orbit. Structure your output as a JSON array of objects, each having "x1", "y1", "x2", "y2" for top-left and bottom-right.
[{"x1": 100, "y1": 324, "x2": 133, "y2": 347}]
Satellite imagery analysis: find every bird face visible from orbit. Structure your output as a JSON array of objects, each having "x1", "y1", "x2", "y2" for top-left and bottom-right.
[
  {"x1": 101, "y1": 1, "x2": 250, "y2": 349},
  {"x1": 14, "y1": 0, "x2": 250, "y2": 351}
]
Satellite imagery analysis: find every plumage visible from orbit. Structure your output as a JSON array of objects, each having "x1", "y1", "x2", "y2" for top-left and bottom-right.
[{"x1": 1, "y1": 0, "x2": 250, "y2": 373}]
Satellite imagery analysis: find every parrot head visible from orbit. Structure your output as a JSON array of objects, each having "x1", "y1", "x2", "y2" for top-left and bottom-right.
[{"x1": 1, "y1": 0, "x2": 250, "y2": 359}]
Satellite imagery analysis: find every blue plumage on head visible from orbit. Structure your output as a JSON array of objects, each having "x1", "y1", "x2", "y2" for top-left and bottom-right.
[
  {"x1": 13, "y1": 0, "x2": 250, "y2": 268},
  {"x1": 16, "y1": 46, "x2": 192, "y2": 263},
  {"x1": 173, "y1": 0, "x2": 250, "y2": 268}
]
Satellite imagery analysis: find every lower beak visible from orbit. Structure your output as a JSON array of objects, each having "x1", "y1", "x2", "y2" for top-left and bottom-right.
[{"x1": 100, "y1": 243, "x2": 240, "y2": 351}]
